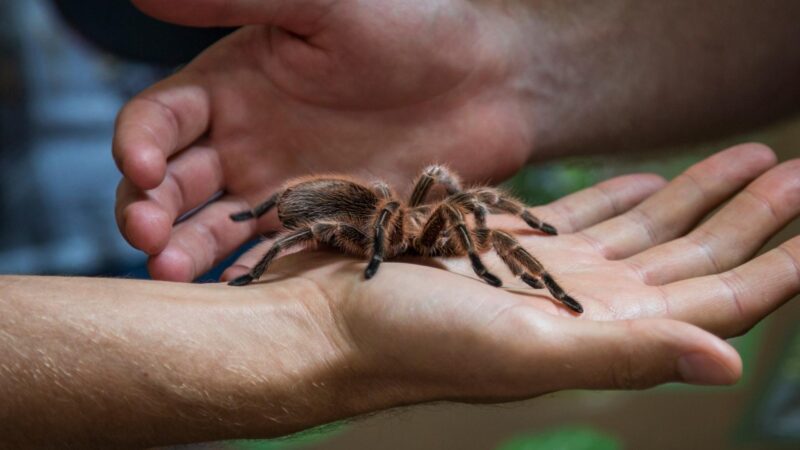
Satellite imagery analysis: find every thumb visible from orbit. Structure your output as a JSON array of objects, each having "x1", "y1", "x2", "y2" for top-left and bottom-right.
[
  {"x1": 131, "y1": 0, "x2": 332, "y2": 31},
  {"x1": 540, "y1": 317, "x2": 742, "y2": 391}
]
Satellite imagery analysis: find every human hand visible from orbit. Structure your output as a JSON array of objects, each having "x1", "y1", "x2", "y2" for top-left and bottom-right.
[
  {"x1": 227, "y1": 144, "x2": 799, "y2": 400},
  {"x1": 9, "y1": 145, "x2": 794, "y2": 448},
  {"x1": 115, "y1": 0, "x2": 540, "y2": 281}
]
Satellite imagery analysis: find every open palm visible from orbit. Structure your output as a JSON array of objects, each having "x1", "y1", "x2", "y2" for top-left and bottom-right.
[
  {"x1": 226, "y1": 145, "x2": 800, "y2": 399},
  {"x1": 115, "y1": 0, "x2": 535, "y2": 281}
]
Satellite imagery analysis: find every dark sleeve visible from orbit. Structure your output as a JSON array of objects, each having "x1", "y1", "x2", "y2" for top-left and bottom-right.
[{"x1": 51, "y1": 0, "x2": 234, "y2": 66}]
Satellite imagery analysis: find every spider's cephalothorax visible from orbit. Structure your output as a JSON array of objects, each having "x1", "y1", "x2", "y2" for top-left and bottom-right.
[{"x1": 228, "y1": 166, "x2": 583, "y2": 313}]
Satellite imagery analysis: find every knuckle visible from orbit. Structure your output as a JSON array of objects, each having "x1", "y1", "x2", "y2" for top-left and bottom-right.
[{"x1": 610, "y1": 355, "x2": 652, "y2": 390}]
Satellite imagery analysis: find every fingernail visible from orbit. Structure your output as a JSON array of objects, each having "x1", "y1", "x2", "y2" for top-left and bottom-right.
[{"x1": 677, "y1": 353, "x2": 736, "y2": 385}]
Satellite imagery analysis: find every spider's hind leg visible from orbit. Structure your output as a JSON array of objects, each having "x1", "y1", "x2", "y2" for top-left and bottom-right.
[
  {"x1": 491, "y1": 230, "x2": 583, "y2": 313},
  {"x1": 490, "y1": 231, "x2": 544, "y2": 289},
  {"x1": 365, "y1": 201, "x2": 400, "y2": 279},
  {"x1": 230, "y1": 192, "x2": 280, "y2": 222}
]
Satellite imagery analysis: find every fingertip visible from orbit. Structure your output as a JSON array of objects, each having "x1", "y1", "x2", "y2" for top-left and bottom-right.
[
  {"x1": 729, "y1": 142, "x2": 778, "y2": 167},
  {"x1": 148, "y1": 246, "x2": 196, "y2": 282},
  {"x1": 677, "y1": 351, "x2": 741, "y2": 386},
  {"x1": 221, "y1": 264, "x2": 250, "y2": 282},
  {"x1": 657, "y1": 321, "x2": 742, "y2": 386},
  {"x1": 704, "y1": 142, "x2": 778, "y2": 179},
  {"x1": 123, "y1": 147, "x2": 168, "y2": 190},
  {"x1": 706, "y1": 335, "x2": 743, "y2": 383},
  {"x1": 224, "y1": 240, "x2": 274, "y2": 281},
  {"x1": 228, "y1": 274, "x2": 255, "y2": 286},
  {"x1": 763, "y1": 159, "x2": 800, "y2": 209},
  {"x1": 123, "y1": 201, "x2": 172, "y2": 255}
]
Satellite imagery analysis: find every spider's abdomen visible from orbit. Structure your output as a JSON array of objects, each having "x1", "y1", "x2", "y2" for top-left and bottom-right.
[{"x1": 277, "y1": 178, "x2": 379, "y2": 229}]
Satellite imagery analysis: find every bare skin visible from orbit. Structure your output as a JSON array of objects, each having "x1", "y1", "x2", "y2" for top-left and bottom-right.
[
  {"x1": 4, "y1": 145, "x2": 799, "y2": 448},
  {"x1": 113, "y1": 0, "x2": 800, "y2": 281}
]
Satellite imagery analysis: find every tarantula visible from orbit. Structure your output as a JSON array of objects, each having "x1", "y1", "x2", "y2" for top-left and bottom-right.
[{"x1": 228, "y1": 165, "x2": 583, "y2": 313}]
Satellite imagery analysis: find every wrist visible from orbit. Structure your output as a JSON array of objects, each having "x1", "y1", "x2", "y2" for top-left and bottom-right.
[
  {"x1": 163, "y1": 279, "x2": 358, "y2": 438},
  {"x1": 464, "y1": 2, "x2": 554, "y2": 167},
  {"x1": 494, "y1": 1, "x2": 625, "y2": 161},
  {"x1": 208, "y1": 277, "x2": 423, "y2": 436},
  {"x1": 502, "y1": 3, "x2": 568, "y2": 163}
]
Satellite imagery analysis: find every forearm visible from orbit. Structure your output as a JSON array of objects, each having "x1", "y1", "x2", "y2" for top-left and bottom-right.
[
  {"x1": 515, "y1": 0, "x2": 800, "y2": 159},
  {"x1": 0, "y1": 276, "x2": 379, "y2": 448}
]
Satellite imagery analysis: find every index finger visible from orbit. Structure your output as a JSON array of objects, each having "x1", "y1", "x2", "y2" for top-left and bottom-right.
[{"x1": 113, "y1": 76, "x2": 211, "y2": 190}]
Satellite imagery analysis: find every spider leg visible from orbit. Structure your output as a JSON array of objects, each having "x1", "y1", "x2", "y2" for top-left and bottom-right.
[
  {"x1": 228, "y1": 228, "x2": 314, "y2": 286},
  {"x1": 311, "y1": 222, "x2": 370, "y2": 254},
  {"x1": 364, "y1": 201, "x2": 400, "y2": 279},
  {"x1": 489, "y1": 231, "x2": 540, "y2": 284},
  {"x1": 230, "y1": 192, "x2": 280, "y2": 222},
  {"x1": 230, "y1": 221, "x2": 370, "y2": 287},
  {"x1": 490, "y1": 230, "x2": 583, "y2": 313},
  {"x1": 420, "y1": 203, "x2": 501, "y2": 287},
  {"x1": 465, "y1": 195, "x2": 491, "y2": 248},
  {"x1": 415, "y1": 205, "x2": 448, "y2": 249},
  {"x1": 372, "y1": 181, "x2": 393, "y2": 199},
  {"x1": 471, "y1": 188, "x2": 558, "y2": 235},
  {"x1": 409, "y1": 165, "x2": 463, "y2": 207}
]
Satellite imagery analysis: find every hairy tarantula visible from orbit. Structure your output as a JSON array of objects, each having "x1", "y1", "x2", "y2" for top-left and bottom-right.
[{"x1": 228, "y1": 165, "x2": 583, "y2": 313}]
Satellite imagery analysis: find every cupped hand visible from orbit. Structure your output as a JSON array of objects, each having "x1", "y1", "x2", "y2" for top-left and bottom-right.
[
  {"x1": 115, "y1": 0, "x2": 539, "y2": 281},
  {"x1": 228, "y1": 144, "x2": 799, "y2": 400}
]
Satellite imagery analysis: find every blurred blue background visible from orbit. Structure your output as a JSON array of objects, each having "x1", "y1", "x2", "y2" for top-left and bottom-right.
[
  {"x1": 1, "y1": 1, "x2": 156, "y2": 275},
  {"x1": 0, "y1": 0, "x2": 232, "y2": 278}
]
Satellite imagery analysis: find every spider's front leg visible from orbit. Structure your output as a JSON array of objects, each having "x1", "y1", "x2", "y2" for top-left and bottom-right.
[
  {"x1": 229, "y1": 192, "x2": 280, "y2": 222},
  {"x1": 416, "y1": 202, "x2": 502, "y2": 287},
  {"x1": 230, "y1": 222, "x2": 369, "y2": 286},
  {"x1": 447, "y1": 192, "x2": 491, "y2": 248},
  {"x1": 491, "y1": 230, "x2": 583, "y2": 313},
  {"x1": 364, "y1": 201, "x2": 400, "y2": 279},
  {"x1": 228, "y1": 228, "x2": 314, "y2": 286}
]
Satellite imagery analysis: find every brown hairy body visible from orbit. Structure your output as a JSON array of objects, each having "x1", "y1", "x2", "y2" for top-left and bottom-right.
[{"x1": 229, "y1": 166, "x2": 582, "y2": 313}]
